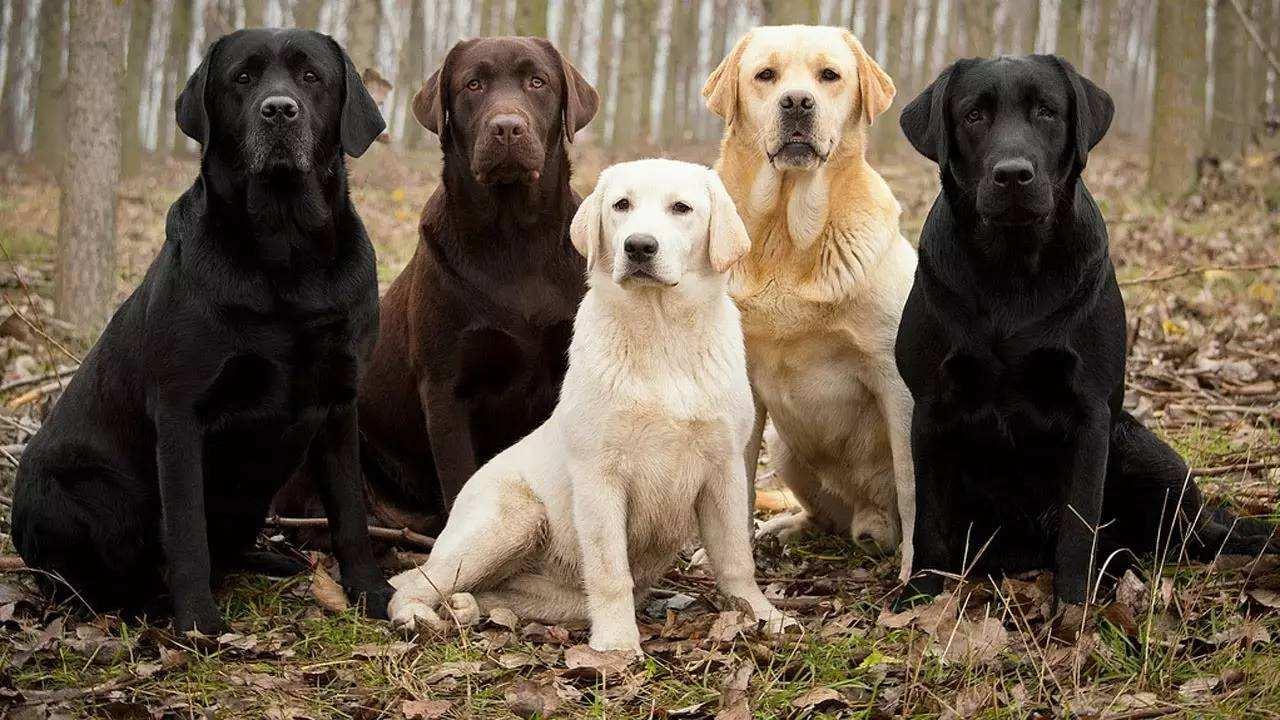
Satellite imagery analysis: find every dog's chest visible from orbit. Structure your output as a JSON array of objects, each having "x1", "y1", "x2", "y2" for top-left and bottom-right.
[
  {"x1": 200, "y1": 314, "x2": 360, "y2": 430},
  {"x1": 933, "y1": 342, "x2": 1083, "y2": 442}
]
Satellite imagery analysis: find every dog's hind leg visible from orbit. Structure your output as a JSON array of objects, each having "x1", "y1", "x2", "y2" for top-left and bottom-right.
[
  {"x1": 387, "y1": 469, "x2": 546, "y2": 633},
  {"x1": 1105, "y1": 411, "x2": 1276, "y2": 565},
  {"x1": 755, "y1": 431, "x2": 851, "y2": 542}
]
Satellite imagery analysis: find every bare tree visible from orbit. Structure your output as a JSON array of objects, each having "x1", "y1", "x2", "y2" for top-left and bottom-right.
[
  {"x1": 1149, "y1": 0, "x2": 1207, "y2": 197},
  {"x1": 122, "y1": 0, "x2": 156, "y2": 176},
  {"x1": 962, "y1": 0, "x2": 996, "y2": 57},
  {"x1": 762, "y1": 0, "x2": 822, "y2": 23},
  {"x1": 57, "y1": 0, "x2": 128, "y2": 332},
  {"x1": 1056, "y1": 0, "x2": 1084, "y2": 66},
  {"x1": 596, "y1": 0, "x2": 619, "y2": 144},
  {"x1": 34, "y1": 0, "x2": 69, "y2": 167},
  {"x1": 1089, "y1": 0, "x2": 1113, "y2": 84},
  {"x1": 159, "y1": 0, "x2": 195, "y2": 157},
  {"x1": 515, "y1": 0, "x2": 549, "y2": 36},
  {"x1": 0, "y1": 0, "x2": 30, "y2": 153},
  {"x1": 244, "y1": 0, "x2": 267, "y2": 27},
  {"x1": 399, "y1": 0, "x2": 427, "y2": 149},
  {"x1": 1211, "y1": 0, "x2": 1248, "y2": 157},
  {"x1": 346, "y1": 0, "x2": 380, "y2": 74},
  {"x1": 294, "y1": 0, "x2": 324, "y2": 29}
]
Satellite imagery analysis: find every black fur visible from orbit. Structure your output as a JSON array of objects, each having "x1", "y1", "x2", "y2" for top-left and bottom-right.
[
  {"x1": 12, "y1": 29, "x2": 392, "y2": 634},
  {"x1": 895, "y1": 55, "x2": 1275, "y2": 606}
]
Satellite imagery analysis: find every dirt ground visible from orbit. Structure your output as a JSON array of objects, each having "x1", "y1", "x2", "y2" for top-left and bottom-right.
[{"x1": 0, "y1": 139, "x2": 1277, "y2": 719}]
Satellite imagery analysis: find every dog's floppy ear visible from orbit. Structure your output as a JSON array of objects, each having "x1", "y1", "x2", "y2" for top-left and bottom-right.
[
  {"x1": 414, "y1": 40, "x2": 468, "y2": 135},
  {"x1": 1047, "y1": 55, "x2": 1114, "y2": 171},
  {"x1": 570, "y1": 181, "x2": 604, "y2": 269},
  {"x1": 702, "y1": 31, "x2": 751, "y2": 128},
  {"x1": 843, "y1": 31, "x2": 895, "y2": 125},
  {"x1": 706, "y1": 169, "x2": 751, "y2": 273},
  {"x1": 176, "y1": 37, "x2": 225, "y2": 147},
  {"x1": 535, "y1": 39, "x2": 599, "y2": 143},
  {"x1": 901, "y1": 60, "x2": 970, "y2": 167},
  {"x1": 330, "y1": 37, "x2": 386, "y2": 158}
]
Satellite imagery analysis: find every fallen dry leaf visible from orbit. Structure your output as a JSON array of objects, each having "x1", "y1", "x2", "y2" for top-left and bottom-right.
[
  {"x1": 931, "y1": 617, "x2": 1009, "y2": 666},
  {"x1": 401, "y1": 698, "x2": 452, "y2": 719},
  {"x1": 505, "y1": 678, "x2": 562, "y2": 719},
  {"x1": 311, "y1": 562, "x2": 349, "y2": 614},
  {"x1": 790, "y1": 686, "x2": 845, "y2": 711},
  {"x1": 563, "y1": 644, "x2": 634, "y2": 678},
  {"x1": 716, "y1": 661, "x2": 754, "y2": 720}
]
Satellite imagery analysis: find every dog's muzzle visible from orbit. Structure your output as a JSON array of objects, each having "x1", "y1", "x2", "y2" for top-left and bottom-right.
[
  {"x1": 472, "y1": 112, "x2": 545, "y2": 185},
  {"x1": 770, "y1": 91, "x2": 825, "y2": 170},
  {"x1": 617, "y1": 233, "x2": 676, "y2": 286},
  {"x1": 247, "y1": 94, "x2": 313, "y2": 173},
  {"x1": 978, "y1": 157, "x2": 1053, "y2": 225}
]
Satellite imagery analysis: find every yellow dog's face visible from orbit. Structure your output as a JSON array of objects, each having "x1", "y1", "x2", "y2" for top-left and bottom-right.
[{"x1": 703, "y1": 26, "x2": 896, "y2": 171}]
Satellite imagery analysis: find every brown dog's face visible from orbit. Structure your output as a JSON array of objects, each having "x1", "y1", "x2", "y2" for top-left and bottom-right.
[{"x1": 415, "y1": 38, "x2": 598, "y2": 186}]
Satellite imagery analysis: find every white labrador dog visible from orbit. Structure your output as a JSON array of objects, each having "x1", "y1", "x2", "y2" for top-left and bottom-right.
[{"x1": 387, "y1": 159, "x2": 794, "y2": 655}]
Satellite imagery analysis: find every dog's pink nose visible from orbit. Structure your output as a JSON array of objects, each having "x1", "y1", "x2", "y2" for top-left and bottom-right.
[{"x1": 489, "y1": 115, "x2": 527, "y2": 145}]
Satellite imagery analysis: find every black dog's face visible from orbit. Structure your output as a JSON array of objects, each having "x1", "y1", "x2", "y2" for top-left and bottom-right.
[
  {"x1": 213, "y1": 30, "x2": 343, "y2": 174},
  {"x1": 949, "y1": 60, "x2": 1072, "y2": 224},
  {"x1": 901, "y1": 55, "x2": 1114, "y2": 228},
  {"x1": 177, "y1": 29, "x2": 385, "y2": 178},
  {"x1": 414, "y1": 38, "x2": 599, "y2": 187}
]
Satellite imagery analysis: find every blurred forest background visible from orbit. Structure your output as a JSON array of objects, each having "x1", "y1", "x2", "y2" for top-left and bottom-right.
[{"x1": 0, "y1": 0, "x2": 1277, "y2": 330}]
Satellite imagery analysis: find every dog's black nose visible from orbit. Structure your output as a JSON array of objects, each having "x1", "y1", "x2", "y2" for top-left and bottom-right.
[
  {"x1": 623, "y1": 233, "x2": 659, "y2": 262},
  {"x1": 489, "y1": 114, "x2": 527, "y2": 145},
  {"x1": 260, "y1": 96, "x2": 299, "y2": 124},
  {"x1": 992, "y1": 158, "x2": 1035, "y2": 187},
  {"x1": 779, "y1": 90, "x2": 815, "y2": 113}
]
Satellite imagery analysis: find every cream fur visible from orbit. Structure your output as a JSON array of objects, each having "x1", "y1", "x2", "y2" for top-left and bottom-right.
[
  {"x1": 387, "y1": 160, "x2": 793, "y2": 655},
  {"x1": 703, "y1": 25, "x2": 918, "y2": 580}
]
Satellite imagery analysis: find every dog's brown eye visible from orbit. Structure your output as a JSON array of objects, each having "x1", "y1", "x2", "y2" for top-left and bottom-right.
[
  {"x1": 755, "y1": 68, "x2": 776, "y2": 82},
  {"x1": 670, "y1": 201, "x2": 692, "y2": 215},
  {"x1": 819, "y1": 68, "x2": 840, "y2": 82},
  {"x1": 529, "y1": 77, "x2": 545, "y2": 89},
  {"x1": 303, "y1": 71, "x2": 319, "y2": 83},
  {"x1": 964, "y1": 109, "x2": 984, "y2": 125},
  {"x1": 612, "y1": 198, "x2": 631, "y2": 211},
  {"x1": 235, "y1": 72, "x2": 251, "y2": 85},
  {"x1": 466, "y1": 79, "x2": 483, "y2": 92},
  {"x1": 1036, "y1": 104, "x2": 1056, "y2": 119}
]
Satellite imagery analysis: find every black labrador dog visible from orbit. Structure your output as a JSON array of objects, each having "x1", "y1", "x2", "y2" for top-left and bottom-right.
[
  {"x1": 12, "y1": 29, "x2": 393, "y2": 634},
  {"x1": 299, "y1": 37, "x2": 597, "y2": 532},
  {"x1": 895, "y1": 55, "x2": 1274, "y2": 606}
]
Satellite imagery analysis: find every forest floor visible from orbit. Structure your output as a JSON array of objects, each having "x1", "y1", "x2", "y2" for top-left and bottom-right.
[{"x1": 0, "y1": 139, "x2": 1278, "y2": 719}]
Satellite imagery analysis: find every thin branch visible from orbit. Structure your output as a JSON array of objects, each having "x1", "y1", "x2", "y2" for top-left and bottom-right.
[
  {"x1": 1193, "y1": 460, "x2": 1280, "y2": 477},
  {"x1": 1118, "y1": 263, "x2": 1280, "y2": 287},
  {"x1": 0, "y1": 365, "x2": 79, "y2": 395},
  {"x1": 1227, "y1": 0, "x2": 1280, "y2": 77},
  {"x1": 264, "y1": 516, "x2": 436, "y2": 550},
  {"x1": 2, "y1": 297, "x2": 82, "y2": 365}
]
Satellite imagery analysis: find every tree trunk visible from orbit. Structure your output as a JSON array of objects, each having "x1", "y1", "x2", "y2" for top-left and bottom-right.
[
  {"x1": 1210, "y1": 0, "x2": 1247, "y2": 157},
  {"x1": 557, "y1": 0, "x2": 579, "y2": 55},
  {"x1": 596, "y1": 0, "x2": 618, "y2": 146},
  {"x1": 58, "y1": 0, "x2": 127, "y2": 333},
  {"x1": 1090, "y1": 0, "x2": 1113, "y2": 83},
  {"x1": 160, "y1": 0, "x2": 194, "y2": 157},
  {"x1": 660, "y1": 0, "x2": 686, "y2": 146},
  {"x1": 294, "y1": 0, "x2": 323, "y2": 29},
  {"x1": 34, "y1": 0, "x2": 69, "y2": 168},
  {"x1": 1020, "y1": 0, "x2": 1041, "y2": 54},
  {"x1": 513, "y1": 0, "x2": 547, "y2": 36},
  {"x1": 1056, "y1": 0, "x2": 1084, "y2": 66},
  {"x1": 244, "y1": 0, "x2": 267, "y2": 27},
  {"x1": 1149, "y1": 0, "x2": 1207, "y2": 197},
  {"x1": 399, "y1": 0, "x2": 427, "y2": 149},
  {"x1": 346, "y1": 0, "x2": 380, "y2": 75},
  {"x1": 478, "y1": 0, "x2": 496, "y2": 36},
  {"x1": 863, "y1": 0, "x2": 881, "y2": 60},
  {"x1": 612, "y1": 0, "x2": 659, "y2": 148},
  {"x1": 636, "y1": 0, "x2": 660, "y2": 144},
  {"x1": 0, "y1": 0, "x2": 30, "y2": 153},
  {"x1": 762, "y1": 0, "x2": 822, "y2": 23},
  {"x1": 121, "y1": 0, "x2": 155, "y2": 177},
  {"x1": 872, "y1": 0, "x2": 904, "y2": 153},
  {"x1": 962, "y1": 0, "x2": 996, "y2": 57}
]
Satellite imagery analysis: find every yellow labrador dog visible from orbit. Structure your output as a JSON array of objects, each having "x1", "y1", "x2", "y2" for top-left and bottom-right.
[
  {"x1": 703, "y1": 25, "x2": 917, "y2": 578},
  {"x1": 388, "y1": 159, "x2": 793, "y2": 655}
]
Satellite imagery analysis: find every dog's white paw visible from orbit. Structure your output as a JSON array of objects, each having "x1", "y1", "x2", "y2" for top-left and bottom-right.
[
  {"x1": 755, "y1": 510, "x2": 816, "y2": 542},
  {"x1": 390, "y1": 596, "x2": 447, "y2": 634},
  {"x1": 760, "y1": 608, "x2": 800, "y2": 635},
  {"x1": 443, "y1": 593, "x2": 481, "y2": 627},
  {"x1": 588, "y1": 623, "x2": 644, "y2": 658}
]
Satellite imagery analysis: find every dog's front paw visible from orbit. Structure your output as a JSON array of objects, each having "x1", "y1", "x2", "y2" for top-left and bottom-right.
[
  {"x1": 347, "y1": 580, "x2": 395, "y2": 620},
  {"x1": 760, "y1": 607, "x2": 800, "y2": 635},
  {"x1": 174, "y1": 602, "x2": 226, "y2": 637},
  {"x1": 442, "y1": 593, "x2": 481, "y2": 627},
  {"x1": 588, "y1": 623, "x2": 643, "y2": 658},
  {"x1": 389, "y1": 593, "x2": 447, "y2": 635}
]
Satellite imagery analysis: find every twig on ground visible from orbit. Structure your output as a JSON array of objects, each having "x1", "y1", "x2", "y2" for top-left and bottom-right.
[
  {"x1": 1193, "y1": 460, "x2": 1280, "y2": 477},
  {"x1": 1, "y1": 297, "x2": 82, "y2": 365},
  {"x1": 0, "y1": 443, "x2": 23, "y2": 466},
  {"x1": 15, "y1": 672, "x2": 146, "y2": 706},
  {"x1": 0, "y1": 365, "x2": 78, "y2": 395},
  {"x1": 1100, "y1": 706, "x2": 1182, "y2": 720},
  {"x1": 264, "y1": 515, "x2": 436, "y2": 550},
  {"x1": 7, "y1": 379, "x2": 69, "y2": 410},
  {"x1": 1118, "y1": 262, "x2": 1280, "y2": 287}
]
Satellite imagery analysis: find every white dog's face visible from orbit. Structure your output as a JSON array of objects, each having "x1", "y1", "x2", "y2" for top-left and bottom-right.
[
  {"x1": 703, "y1": 26, "x2": 895, "y2": 171},
  {"x1": 570, "y1": 159, "x2": 750, "y2": 288}
]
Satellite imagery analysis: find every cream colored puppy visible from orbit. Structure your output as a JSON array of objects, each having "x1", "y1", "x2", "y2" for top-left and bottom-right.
[
  {"x1": 387, "y1": 159, "x2": 794, "y2": 655},
  {"x1": 703, "y1": 25, "x2": 917, "y2": 579}
]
